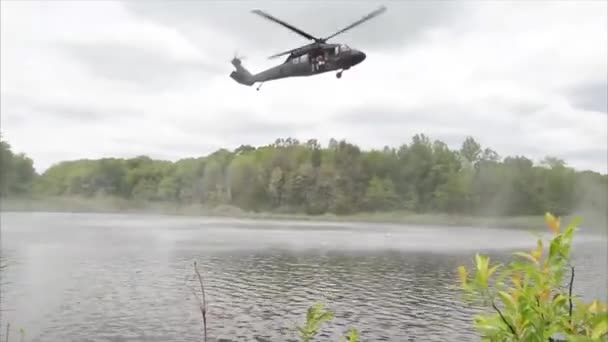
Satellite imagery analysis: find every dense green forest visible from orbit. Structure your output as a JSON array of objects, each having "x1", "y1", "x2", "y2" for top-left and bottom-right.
[{"x1": 1, "y1": 134, "x2": 606, "y2": 217}]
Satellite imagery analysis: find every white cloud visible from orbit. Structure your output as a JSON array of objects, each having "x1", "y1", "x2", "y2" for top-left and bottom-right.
[{"x1": 1, "y1": 1, "x2": 606, "y2": 173}]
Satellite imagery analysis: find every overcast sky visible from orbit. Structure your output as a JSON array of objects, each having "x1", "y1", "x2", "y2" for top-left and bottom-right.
[{"x1": 1, "y1": 0, "x2": 606, "y2": 173}]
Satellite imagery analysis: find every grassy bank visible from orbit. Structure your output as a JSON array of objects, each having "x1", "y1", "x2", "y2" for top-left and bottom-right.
[{"x1": 1, "y1": 195, "x2": 606, "y2": 231}]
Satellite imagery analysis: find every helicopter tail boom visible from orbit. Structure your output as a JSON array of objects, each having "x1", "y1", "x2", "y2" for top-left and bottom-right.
[{"x1": 230, "y1": 57, "x2": 255, "y2": 86}]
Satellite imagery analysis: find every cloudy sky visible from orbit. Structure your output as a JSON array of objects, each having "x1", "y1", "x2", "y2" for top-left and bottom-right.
[{"x1": 1, "y1": 0, "x2": 606, "y2": 173}]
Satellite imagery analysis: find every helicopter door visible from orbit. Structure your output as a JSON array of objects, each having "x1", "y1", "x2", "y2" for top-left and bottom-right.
[{"x1": 295, "y1": 54, "x2": 311, "y2": 72}]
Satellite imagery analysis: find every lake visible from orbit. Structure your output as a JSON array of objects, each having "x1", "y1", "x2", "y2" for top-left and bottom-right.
[{"x1": 1, "y1": 212, "x2": 606, "y2": 341}]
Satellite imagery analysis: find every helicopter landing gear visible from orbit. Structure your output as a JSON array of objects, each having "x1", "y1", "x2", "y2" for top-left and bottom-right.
[
  {"x1": 336, "y1": 71, "x2": 343, "y2": 79},
  {"x1": 256, "y1": 82, "x2": 264, "y2": 91}
]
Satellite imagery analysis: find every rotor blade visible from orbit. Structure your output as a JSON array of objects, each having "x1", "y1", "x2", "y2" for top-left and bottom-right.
[
  {"x1": 251, "y1": 9, "x2": 319, "y2": 42},
  {"x1": 322, "y1": 5, "x2": 387, "y2": 41},
  {"x1": 268, "y1": 48, "x2": 297, "y2": 59},
  {"x1": 267, "y1": 43, "x2": 316, "y2": 59}
]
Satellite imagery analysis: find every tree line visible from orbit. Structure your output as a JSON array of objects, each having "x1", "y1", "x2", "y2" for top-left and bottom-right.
[{"x1": 1, "y1": 134, "x2": 606, "y2": 216}]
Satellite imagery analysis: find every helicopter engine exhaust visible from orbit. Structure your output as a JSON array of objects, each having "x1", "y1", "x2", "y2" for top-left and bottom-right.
[{"x1": 229, "y1": 57, "x2": 255, "y2": 86}]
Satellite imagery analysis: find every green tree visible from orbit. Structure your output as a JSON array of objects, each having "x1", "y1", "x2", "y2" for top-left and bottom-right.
[
  {"x1": 227, "y1": 153, "x2": 265, "y2": 210},
  {"x1": 363, "y1": 176, "x2": 399, "y2": 211},
  {"x1": 0, "y1": 138, "x2": 36, "y2": 197},
  {"x1": 6, "y1": 133, "x2": 604, "y2": 218},
  {"x1": 460, "y1": 136, "x2": 482, "y2": 165},
  {"x1": 268, "y1": 166, "x2": 285, "y2": 208},
  {"x1": 202, "y1": 159, "x2": 228, "y2": 206}
]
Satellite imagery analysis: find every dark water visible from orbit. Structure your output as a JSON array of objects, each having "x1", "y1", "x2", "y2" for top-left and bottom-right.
[{"x1": 1, "y1": 212, "x2": 606, "y2": 342}]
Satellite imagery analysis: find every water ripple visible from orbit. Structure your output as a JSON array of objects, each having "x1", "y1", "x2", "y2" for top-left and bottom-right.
[{"x1": 1, "y1": 212, "x2": 606, "y2": 342}]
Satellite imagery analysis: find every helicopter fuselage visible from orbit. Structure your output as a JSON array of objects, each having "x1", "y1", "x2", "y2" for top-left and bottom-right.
[
  {"x1": 230, "y1": 43, "x2": 366, "y2": 87},
  {"x1": 260, "y1": 44, "x2": 365, "y2": 80}
]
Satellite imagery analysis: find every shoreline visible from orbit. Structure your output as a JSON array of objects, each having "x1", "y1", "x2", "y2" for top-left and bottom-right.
[{"x1": 2, "y1": 196, "x2": 606, "y2": 232}]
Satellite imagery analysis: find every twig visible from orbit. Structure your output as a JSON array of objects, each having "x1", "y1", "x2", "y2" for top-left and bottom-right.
[
  {"x1": 492, "y1": 300, "x2": 517, "y2": 336},
  {"x1": 568, "y1": 266, "x2": 574, "y2": 324},
  {"x1": 5, "y1": 323, "x2": 9, "y2": 342},
  {"x1": 193, "y1": 261, "x2": 207, "y2": 342}
]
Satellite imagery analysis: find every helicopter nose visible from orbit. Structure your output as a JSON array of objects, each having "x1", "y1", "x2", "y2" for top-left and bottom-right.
[{"x1": 352, "y1": 50, "x2": 366, "y2": 65}]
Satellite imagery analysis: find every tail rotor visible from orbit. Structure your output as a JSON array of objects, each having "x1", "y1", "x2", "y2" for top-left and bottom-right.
[
  {"x1": 229, "y1": 50, "x2": 255, "y2": 87},
  {"x1": 232, "y1": 50, "x2": 247, "y2": 62}
]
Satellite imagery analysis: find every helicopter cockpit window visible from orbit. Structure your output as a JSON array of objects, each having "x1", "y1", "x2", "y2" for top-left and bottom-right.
[
  {"x1": 340, "y1": 44, "x2": 351, "y2": 51},
  {"x1": 299, "y1": 55, "x2": 308, "y2": 63}
]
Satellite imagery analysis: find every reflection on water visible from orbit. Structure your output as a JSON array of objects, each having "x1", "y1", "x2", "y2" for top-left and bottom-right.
[{"x1": 1, "y1": 212, "x2": 606, "y2": 341}]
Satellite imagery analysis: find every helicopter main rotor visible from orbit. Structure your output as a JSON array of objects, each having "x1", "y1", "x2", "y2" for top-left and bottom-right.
[{"x1": 251, "y1": 5, "x2": 387, "y2": 59}]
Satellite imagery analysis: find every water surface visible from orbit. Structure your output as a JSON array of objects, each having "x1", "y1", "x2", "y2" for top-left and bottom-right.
[{"x1": 1, "y1": 212, "x2": 606, "y2": 341}]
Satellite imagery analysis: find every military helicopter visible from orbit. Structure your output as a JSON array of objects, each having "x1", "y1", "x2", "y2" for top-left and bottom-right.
[{"x1": 230, "y1": 5, "x2": 387, "y2": 90}]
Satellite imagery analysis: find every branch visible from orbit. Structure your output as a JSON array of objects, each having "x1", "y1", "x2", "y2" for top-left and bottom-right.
[
  {"x1": 193, "y1": 261, "x2": 207, "y2": 342},
  {"x1": 491, "y1": 300, "x2": 517, "y2": 337},
  {"x1": 568, "y1": 266, "x2": 574, "y2": 324}
]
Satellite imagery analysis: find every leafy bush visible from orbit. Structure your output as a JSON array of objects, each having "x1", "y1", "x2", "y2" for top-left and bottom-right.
[{"x1": 457, "y1": 213, "x2": 607, "y2": 341}]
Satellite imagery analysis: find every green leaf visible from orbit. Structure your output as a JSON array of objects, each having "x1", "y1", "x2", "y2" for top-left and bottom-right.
[
  {"x1": 474, "y1": 253, "x2": 492, "y2": 288},
  {"x1": 345, "y1": 328, "x2": 360, "y2": 342},
  {"x1": 591, "y1": 313, "x2": 608, "y2": 339},
  {"x1": 551, "y1": 294, "x2": 568, "y2": 311},
  {"x1": 498, "y1": 290, "x2": 518, "y2": 310},
  {"x1": 476, "y1": 253, "x2": 489, "y2": 273},
  {"x1": 488, "y1": 263, "x2": 502, "y2": 278},
  {"x1": 513, "y1": 251, "x2": 538, "y2": 264},
  {"x1": 564, "y1": 217, "x2": 583, "y2": 239},
  {"x1": 475, "y1": 323, "x2": 503, "y2": 335},
  {"x1": 549, "y1": 235, "x2": 562, "y2": 262}
]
